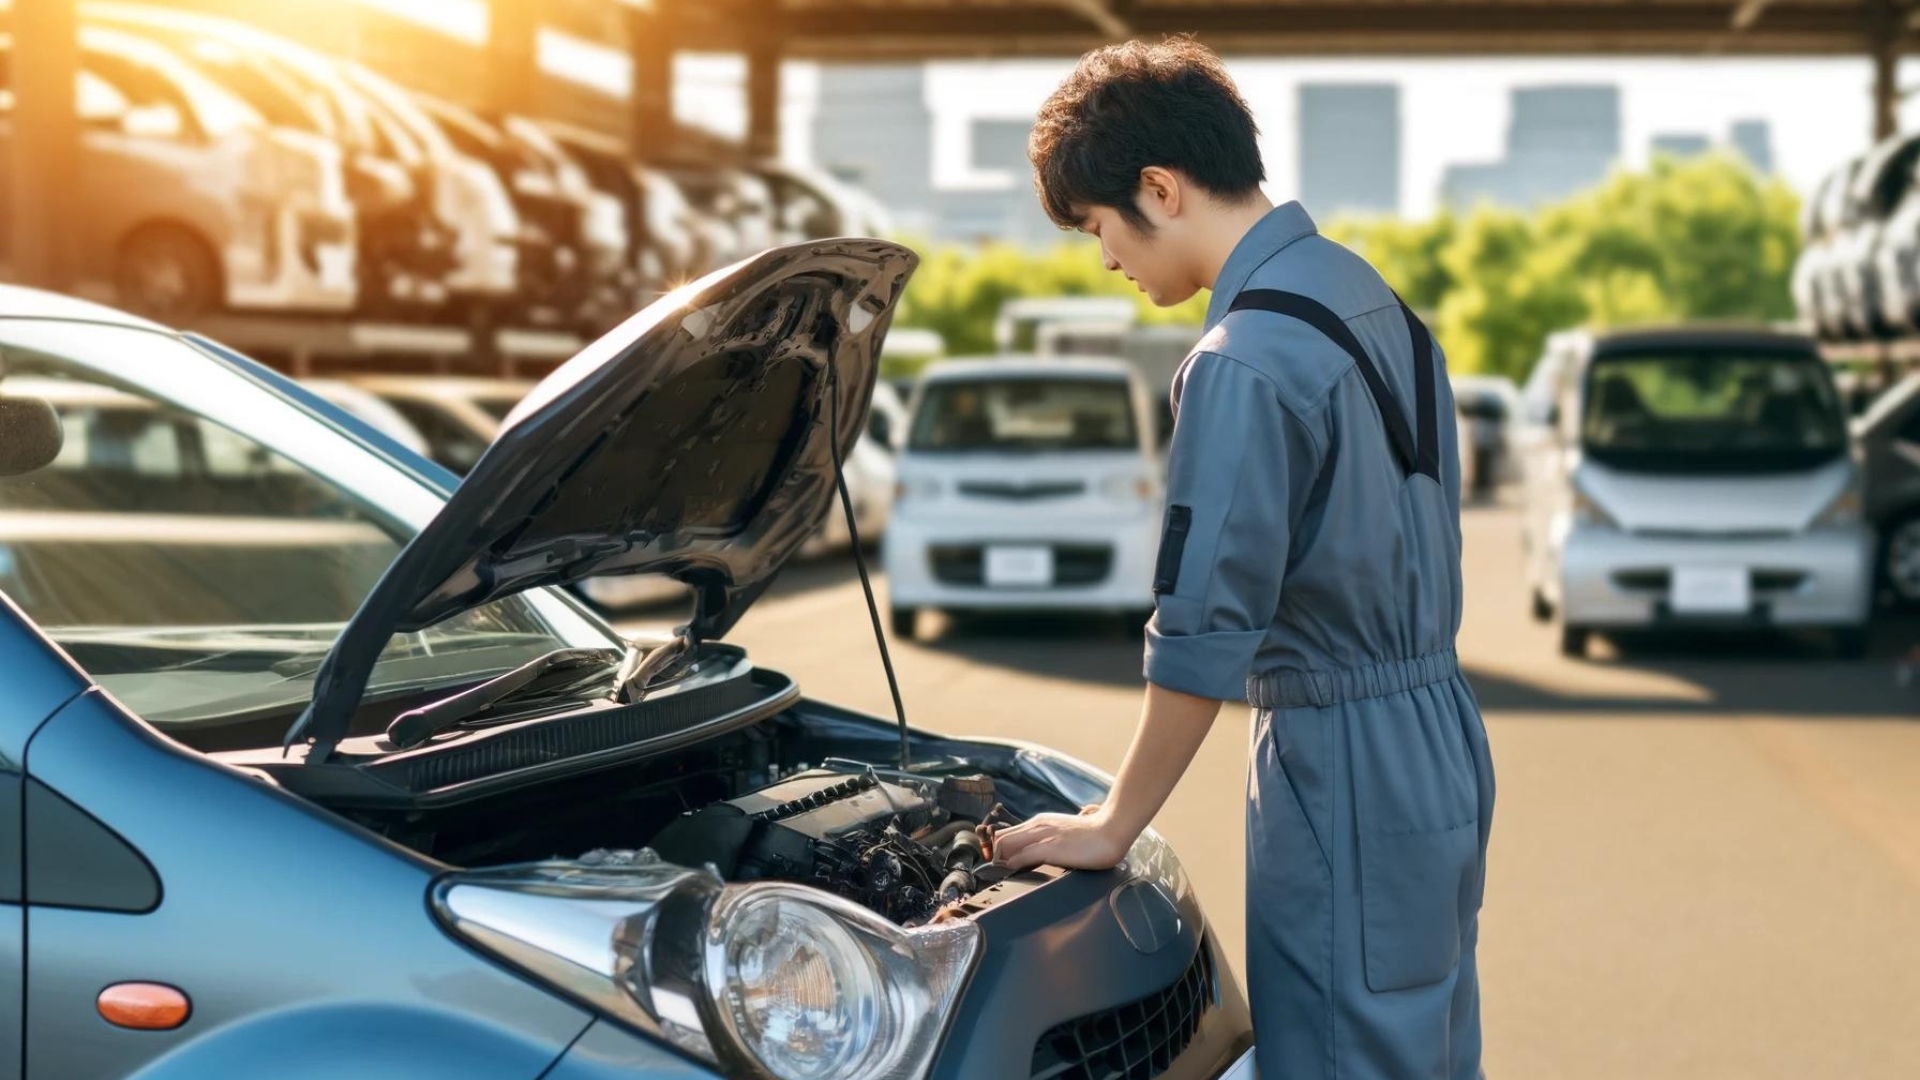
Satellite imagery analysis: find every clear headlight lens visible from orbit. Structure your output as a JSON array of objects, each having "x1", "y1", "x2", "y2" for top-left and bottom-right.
[
  {"x1": 1571, "y1": 485, "x2": 1618, "y2": 529},
  {"x1": 896, "y1": 477, "x2": 940, "y2": 503},
  {"x1": 1812, "y1": 483, "x2": 1863, "y2": 529},
  {"x1": 433, "y1": 858, "x2": 979, "y2": 1080},
  {"x1": 1100, "y1": 474, "x2": 1158, "y2": 502},
  {"x1": 709, "y1": 891, "x2": 880, "y2": 1078}
]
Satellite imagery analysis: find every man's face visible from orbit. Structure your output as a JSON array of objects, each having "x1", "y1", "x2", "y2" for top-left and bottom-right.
[{"x1": 1079, "y1": 200, "x2": 1200, "y2": 308}]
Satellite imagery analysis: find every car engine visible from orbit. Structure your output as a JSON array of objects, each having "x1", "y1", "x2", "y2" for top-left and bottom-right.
[{"x1": 634, "y1": 767, "x2": 1004, "y2": 925}]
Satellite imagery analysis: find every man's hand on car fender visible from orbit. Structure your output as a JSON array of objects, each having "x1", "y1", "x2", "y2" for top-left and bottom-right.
[{"x1": 990, "y1": 805, "x2": 1131, "y2": 871}]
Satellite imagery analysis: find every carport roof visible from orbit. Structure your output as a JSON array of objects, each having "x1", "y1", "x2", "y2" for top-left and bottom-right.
[{"x1": 677, "y1": 1, "x2": 1905, "y2": 59}]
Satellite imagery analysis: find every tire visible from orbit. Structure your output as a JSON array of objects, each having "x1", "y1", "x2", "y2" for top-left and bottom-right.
[
  {"x1": 1559, "y1": 625, "x2": 1590, "y2": 658},
  {"x1": 115, "y1": 224, "x2": 221, "y2": 320},
  {"x1": 1879, "y1": 513, "x2": 1920, "y2": 609},
  {"x1": 1833, "y1": 626, "x2": 1870, "y2": 660},
  {"x1": 889, "y1": 606, "x2": 916, "y2": 641},
  {"x1": 1530, "y1": 587, "x2": 1553, "y2": 623}
]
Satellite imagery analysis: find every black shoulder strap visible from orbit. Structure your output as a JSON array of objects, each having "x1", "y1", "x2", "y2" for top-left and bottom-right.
[{"x1": 1226, "y1": 288, "x2": 1439, "y2": 482}]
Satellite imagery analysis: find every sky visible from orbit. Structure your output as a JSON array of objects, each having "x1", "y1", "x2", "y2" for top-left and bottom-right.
[{"x1": 782, "y1": 56, "x2": 1920, "y2": 218}]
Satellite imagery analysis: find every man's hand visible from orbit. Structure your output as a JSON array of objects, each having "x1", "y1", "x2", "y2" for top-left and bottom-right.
[{"x1": 990, "y1": 806, "x2": 1132, "y2": 872}]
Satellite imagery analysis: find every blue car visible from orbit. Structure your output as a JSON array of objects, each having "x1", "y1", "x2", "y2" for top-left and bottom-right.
[{"x1": 0, "y1": 239, "x2": 1252, "y2": 1080}]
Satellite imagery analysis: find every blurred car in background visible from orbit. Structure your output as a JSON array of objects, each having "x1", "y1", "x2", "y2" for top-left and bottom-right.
[
  {"x1": 410, "y1": 92, "x2": 589, "y2": 329},
  {"x1": 504, "y1": 114, "x2": 628, "y2": 332},
  {"x1": 343, "y1": 374, "x2": 528, "y2": 476},
  {"x1": 1795, "y1": 156, "x2": 1864, "y2": 340},
  {"x1": 1834, "y1": 132, "x2": 1920, "y2": 339},
  {"x1": 752, "y1": 160, "x2": 891, "y2": 240},
  {"x1": 539, "y1": 120, "x2": 667, "y2": 324},
  {"x1": 664, "y1": 164, "x2": 776, "y2": 258},
  {"x1": 1451, "y1": 373, "x2": 1522, "y2": 500},
  {"x1": 632, "y1": 165, "x2": 701, "y2": 285},
  {"x1": 1521, "y1": 326, "x2": 1871, "y2": 658},
  {"x1": 89, "y1": 3, "x2": 456, "y2": 317},
  {"x1": 1851, "y1": 372, "x2": 1920, "y2": 607},
  {"x1": 0, "y1": 26, "x2": 356, "y2": 320},
  {"x1": 883, "y1": 356, "x2": 1164, "y2": 639}
]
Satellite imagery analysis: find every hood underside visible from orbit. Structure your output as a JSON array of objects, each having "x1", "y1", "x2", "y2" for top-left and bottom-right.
[{"x1": 288, "y1": 239, "x2": 918, "y2": 759}]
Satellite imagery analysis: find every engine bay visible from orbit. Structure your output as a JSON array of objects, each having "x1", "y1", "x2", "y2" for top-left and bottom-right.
[{"x1": 637, "y1": 766, "x2": 1006, "y2": 925}]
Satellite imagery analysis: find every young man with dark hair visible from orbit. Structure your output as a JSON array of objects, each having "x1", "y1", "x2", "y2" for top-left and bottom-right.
[{"x1": 990, "y1": 37, "x2": 1495, "y2": 1080}]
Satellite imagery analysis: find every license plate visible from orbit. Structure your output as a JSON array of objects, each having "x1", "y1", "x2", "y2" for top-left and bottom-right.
[
  {"x1": 984, "y1": 545, "x2": 1053, "y2": 588},
  {"x1": 1671, "y1": 566, "x2": 1750, "y2": 615}
]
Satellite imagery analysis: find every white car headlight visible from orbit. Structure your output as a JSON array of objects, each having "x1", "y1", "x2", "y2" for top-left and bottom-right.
[
  {"x1": 895, "y1": 477, "x2": 940, "y2": 503},
  {"x1": 1811, "y1": 482, "x2": 1863, "y2": 529},
  {"x1": 433, "y1": 857, "x2": 979, "y2": 1080},
  {"x1": 1571, "y1": 485, "x2": 1618, "y2": 529}
]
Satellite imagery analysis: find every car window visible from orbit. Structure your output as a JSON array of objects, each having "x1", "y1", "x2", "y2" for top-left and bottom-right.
[
  {"x1": 1581, "y1": 348, "x2": 1847, "y2": 473},
  {"x1": 0, "y1": 322, "x2": 613, "y2": 739},
  {"x1": 909, "y1": 377, "x2": 1138, "y2": 453}
]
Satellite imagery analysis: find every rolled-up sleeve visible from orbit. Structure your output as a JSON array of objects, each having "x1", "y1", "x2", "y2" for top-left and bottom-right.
[{"x1": 1143, "y1": 353, "x2": 1323, "y2": 701}]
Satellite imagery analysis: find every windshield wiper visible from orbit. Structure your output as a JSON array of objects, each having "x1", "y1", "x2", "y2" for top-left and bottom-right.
[{"x1": 385, "y1": 647, "x2": 620, "y2": 750}]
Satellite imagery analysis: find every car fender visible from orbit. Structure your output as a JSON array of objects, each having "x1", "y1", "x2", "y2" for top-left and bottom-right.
[{"x1": 124, "y1": 1003, "x2": 579, "y2": 1080}]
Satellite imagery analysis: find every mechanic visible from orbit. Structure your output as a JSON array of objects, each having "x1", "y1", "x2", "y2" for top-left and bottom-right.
[{"x1": 989, "y1": 37, "x2": 1496, "y2": 1080}]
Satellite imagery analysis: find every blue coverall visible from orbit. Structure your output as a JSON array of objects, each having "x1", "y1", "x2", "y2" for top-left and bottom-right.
[{"x1": 1144, "y1": 203, "x2": 1496, "y2": 1080}]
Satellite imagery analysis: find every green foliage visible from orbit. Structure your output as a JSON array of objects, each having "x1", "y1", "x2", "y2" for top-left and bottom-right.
[
  {"x1": 890, "y1": 155, "x2": 1800, "y2": 383},
  {"x1": 1338, "y1": 153, "x2": 1802, "y2": 381}
]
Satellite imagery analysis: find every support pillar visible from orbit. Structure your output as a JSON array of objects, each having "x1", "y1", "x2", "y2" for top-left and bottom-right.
[
  {"x1": 486, "y1": 0, "x2": 540, "y2": 117},
  {"x1": 628, "y1": 2, "x2": 678, "y2": 162},
  {"x1": 1869, "y1": 0, "x2": 1900, "y2": 141},
  {"x1": 745, "y1": 27, "x2": 783, "y2": 161},
  {"x1": 10, "y1": 0, "x2": 80, "y2": 291}
]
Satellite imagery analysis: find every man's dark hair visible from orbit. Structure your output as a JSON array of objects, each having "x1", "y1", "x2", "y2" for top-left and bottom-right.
[{"x1": 1029, "y1": 36, "x2": 1265, "y2": 233}]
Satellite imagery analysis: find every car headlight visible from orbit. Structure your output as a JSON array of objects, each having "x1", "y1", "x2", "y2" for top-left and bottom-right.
[
  {"x1": 1812, "y1": 482, "x2": 1863, "y2": 529},
  {"x1": 1100, "y1": 473, "x2": 1158, "y2": 502},
  {"x1": 895, "y1": 477, "x2": 940, "y2": 503},
  {"x1": 432, "y1": 857, "x2": 979, "y2": 1080},
  {"x1": 1571, "y1": 485, "x2": 1618, "y2": 529}
]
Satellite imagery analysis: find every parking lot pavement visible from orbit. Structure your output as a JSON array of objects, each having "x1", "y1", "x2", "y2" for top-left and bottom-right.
[{"x1": 621, "y1": 500, "x2": 1920, "y2": 1079}]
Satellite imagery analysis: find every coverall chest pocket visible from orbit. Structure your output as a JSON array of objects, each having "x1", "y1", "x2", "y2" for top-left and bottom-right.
[{"x1": 1348, "y1": 686, "x2": 1481, "y2": 992}]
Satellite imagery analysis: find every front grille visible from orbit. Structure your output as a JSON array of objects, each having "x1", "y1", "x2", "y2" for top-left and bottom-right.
[
  {"x1": 1030, "y1": 939, "x2": 1215, "y2": 1080},
  {"x1": 957, "y1": 480, "x2": 1087, "y2": 501},
  {"x1": 1609, "y1": 568, "x2": 1808, "y2": 596},
  {"x1": 927, "y1": 543, "x2": 1114, "y2": 587}
]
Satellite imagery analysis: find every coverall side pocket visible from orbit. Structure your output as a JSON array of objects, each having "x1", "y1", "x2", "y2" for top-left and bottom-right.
[{"x1": 1350, "y1": 700, "x2": 1480, "y2": 993}]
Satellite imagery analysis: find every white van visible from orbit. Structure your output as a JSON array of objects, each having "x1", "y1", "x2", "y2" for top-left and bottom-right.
[{"x1": 882, "y1": 356, "x2": 1163, "y2": 638}]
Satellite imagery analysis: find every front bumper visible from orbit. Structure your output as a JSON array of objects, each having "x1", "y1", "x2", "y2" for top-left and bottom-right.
[
  {"x1": 883, "y1": 504, "x2": 1158, "y2": 611},
  {"x1": 1557, "y1": 523, "x2": 1874, "y2": 629}
]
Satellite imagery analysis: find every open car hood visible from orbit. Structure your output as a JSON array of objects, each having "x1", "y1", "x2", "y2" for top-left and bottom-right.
[{"x1": 287, "y1": 239, "x2": 917, "y2": 759}]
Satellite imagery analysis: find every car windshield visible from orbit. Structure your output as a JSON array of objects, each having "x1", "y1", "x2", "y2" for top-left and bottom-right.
[
  {"x1": 1580, "y1": 347, "x2": 1847, "y2": 473},
  {"x1": 908, "y1": 377, "x2": 1137, "y2": 453},
  {"x1": 0, "y1": 320, "x2": 614, "y2": 738}
]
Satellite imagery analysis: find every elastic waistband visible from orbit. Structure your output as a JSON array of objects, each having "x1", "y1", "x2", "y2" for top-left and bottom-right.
[{"x1": 1246, "y1": 648, "x2": 1459, "y2": 709}]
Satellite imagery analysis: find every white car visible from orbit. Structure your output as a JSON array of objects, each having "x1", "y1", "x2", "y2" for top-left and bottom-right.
[
  {"x1": 883, "y1": 356, "x2": 1163, "y2": 638},
  {"x1": 1521, "y1": 326, "x2": 1873, "y2": 658}
]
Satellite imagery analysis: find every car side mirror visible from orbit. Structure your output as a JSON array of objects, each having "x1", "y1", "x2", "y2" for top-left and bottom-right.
[
  {"x1": 0, "y1": 395, "x2": 66, "y2": 476},
  {"x1": 120, "y1": 103, "x2": 185, "y2": 141}
]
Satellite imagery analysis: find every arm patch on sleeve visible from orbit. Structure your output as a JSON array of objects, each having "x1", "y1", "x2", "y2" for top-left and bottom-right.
[{"x1": 1152, "y1": 504, "x2": 1192, "y2": 595}]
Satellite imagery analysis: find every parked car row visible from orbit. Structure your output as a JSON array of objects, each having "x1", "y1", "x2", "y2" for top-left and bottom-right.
[
  {"x1": 0, "y1": 3, "x2": 888, "y2": 333},
  {"x1": 1795, "y1": 134, "x2": 1920, "y2": 341}
]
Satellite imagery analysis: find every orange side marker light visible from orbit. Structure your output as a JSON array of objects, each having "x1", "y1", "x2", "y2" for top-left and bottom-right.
[{"x1": 97, "y1": 983, "x2": 190, "y2": 1030}]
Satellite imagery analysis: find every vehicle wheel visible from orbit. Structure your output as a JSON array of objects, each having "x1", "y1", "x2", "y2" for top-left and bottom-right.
[
  {"x1": 1559, "y1": 625, "x2": 1590, "y2": 658},
  {"x1": 1879, "y1": 514, "x2": 1920, "y2": 608},
  {"x1": 889, "y1": 606, "x2": 916, "y2": 640},
  {"x1": 1833, "y1": 626, "x2": 1870, "y2": 660},
  {"x1": 115, "y1": 224, "x2": 221, "y2": 320},
  {"x1": 1530, "y1": 587, "x2": 1553, "y2": 623}
]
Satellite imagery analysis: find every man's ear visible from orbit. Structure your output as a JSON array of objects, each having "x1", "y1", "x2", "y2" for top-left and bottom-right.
[{"x1": 1137, "y1": 166, "x2": 1183, "y2": 219}]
